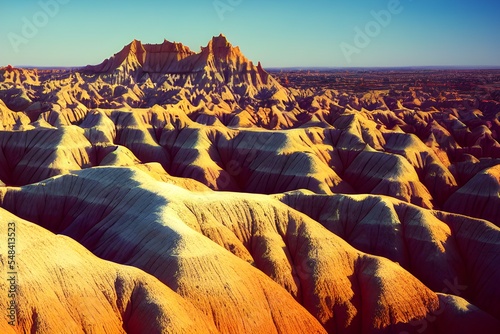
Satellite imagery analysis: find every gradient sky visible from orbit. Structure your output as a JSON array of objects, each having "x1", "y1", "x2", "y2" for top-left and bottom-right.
[{"x1": 1, "y1": 0, "x2": 499, "y2": 68}]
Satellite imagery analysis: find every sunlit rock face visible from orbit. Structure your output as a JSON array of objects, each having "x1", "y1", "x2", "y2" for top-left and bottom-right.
[{"x1": 0, "y1": 36, "x2": 499, "y2": 333}]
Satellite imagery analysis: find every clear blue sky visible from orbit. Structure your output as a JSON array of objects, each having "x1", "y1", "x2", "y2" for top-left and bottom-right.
[{"x1": 0, "y1": 0, "x2": 499, "y2": 68}]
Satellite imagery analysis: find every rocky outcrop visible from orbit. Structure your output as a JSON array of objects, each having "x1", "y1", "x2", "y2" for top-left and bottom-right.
[{"x1": 83, "y1": 34, "x2": 290, "y2": 108}]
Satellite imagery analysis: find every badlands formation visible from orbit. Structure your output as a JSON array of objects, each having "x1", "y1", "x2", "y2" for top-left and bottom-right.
[{"x1": 0, "y1": 35, "x2": 499, "y2": 333}]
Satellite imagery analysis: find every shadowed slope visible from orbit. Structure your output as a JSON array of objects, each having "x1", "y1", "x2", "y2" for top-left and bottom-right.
[
  {"x1": 0, "y1": 126, "x2": 94, "y2": 186},
  {"x1": 444, "y1": 164, "x2": 500, "y2": 226},
  {"x1": 0, "y1": 209, "x2": 219, "y2": 334},
  {"x1": 0, "y1": 101, "x2": 497, "y2": 226},
  {"x1": 0, "y1": 167, "x2": 498, "y2": 333},
  {"x1": 0, "y1": 167, "x2": 326, "y2": 334},
  {"x1": 276, "y1": 191, "x2": 500, "y2": 320}
]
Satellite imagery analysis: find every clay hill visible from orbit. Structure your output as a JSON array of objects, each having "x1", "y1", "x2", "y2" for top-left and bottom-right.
[{"x1": 0, "y1": 35, "x2": 499, "y2": 333}]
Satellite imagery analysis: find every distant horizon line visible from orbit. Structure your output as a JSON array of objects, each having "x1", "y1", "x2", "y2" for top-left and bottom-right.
[
  {"x1": 4, "y1": 64, "x2": 500, "y2": 71},
  {"x1": 5, "y1": 65, "x2": 500, "y2": 71},
  {"x1": 267, "y1": 66, "x2": 500, "y2": 71}
]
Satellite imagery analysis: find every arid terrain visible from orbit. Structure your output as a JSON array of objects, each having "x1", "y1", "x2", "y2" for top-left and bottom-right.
[{"x1": 1, "y1": 35, "x2": 499, "y2": 333}]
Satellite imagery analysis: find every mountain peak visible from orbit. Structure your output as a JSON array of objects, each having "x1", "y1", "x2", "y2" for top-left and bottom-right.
[
  {"x1": 127, "y1": 39, "x2": 146, "y2": 61},
  {"x1": 212, "y1": 33, "x2": 230, "y2": 45},
  {"x1": 82, "y1": 34, "x2": 280, "y2": 96},
  {"x1": 202, "y1": 34, "x2": 244, "y2": 61}
]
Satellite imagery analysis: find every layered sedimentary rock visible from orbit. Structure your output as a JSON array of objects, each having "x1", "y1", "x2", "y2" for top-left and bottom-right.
[
  {"x1": 82, "y1": 34, "x2": 290, "y2": 109},
  {"x1": 0, "y1": 35, "x2": 499, "y2": 333},
  {"x1": 0, "y1": 167, "x2": 498, "y2": 333},
  {"x1": 444, "y1": 164, "x2": 500, "y2": 225},
  {"x1": 276, "y1": 191, "x2": 500, "y2": 319},
  {"x1": 0, "y1": 208, "x2": 219, "y2": 334}
]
